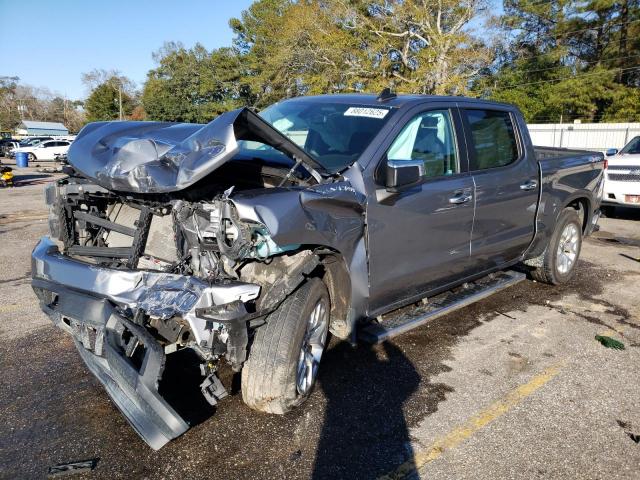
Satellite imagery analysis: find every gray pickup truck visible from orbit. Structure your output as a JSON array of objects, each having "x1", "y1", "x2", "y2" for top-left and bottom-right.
[{"x1": 31, "y1": 92, "x2": 604, "y2": 449}]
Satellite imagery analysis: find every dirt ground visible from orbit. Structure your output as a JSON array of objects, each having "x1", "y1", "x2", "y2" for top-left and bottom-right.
[{"x1": 0, "y1": 163, "x2": 639, "y2": 480}]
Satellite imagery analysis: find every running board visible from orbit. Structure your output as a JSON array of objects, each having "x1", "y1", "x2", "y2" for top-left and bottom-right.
[{"x1": 358, "y1": 270, "x2": 526, "y2": 344}]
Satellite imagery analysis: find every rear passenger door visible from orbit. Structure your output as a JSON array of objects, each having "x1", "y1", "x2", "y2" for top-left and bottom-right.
[{"x1": 462, "y1": 107, "x2": 539, "y2": 270}]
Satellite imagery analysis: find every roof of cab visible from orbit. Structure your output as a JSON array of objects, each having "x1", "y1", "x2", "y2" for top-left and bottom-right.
[{"x1": 277, "y1": 93, "x2": 515, "y2": 110}]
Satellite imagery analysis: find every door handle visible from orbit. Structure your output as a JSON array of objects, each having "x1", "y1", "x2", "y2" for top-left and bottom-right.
[
  {"x1": 449, "y1": 193, "x2": 472, "y2": 204},
  {"x1": 520, "y1": 180, "x2": 538, "y2": 191}
]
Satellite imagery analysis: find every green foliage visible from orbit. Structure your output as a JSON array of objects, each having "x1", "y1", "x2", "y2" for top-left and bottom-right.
[
  {"x1": 0, "y1": 76, "x2": 22, "y2": 131},
  {"x1": 142, "y1": 42, "x2": 252, "y2": 123},
  {"x1": 479, "y1": 0, "x2": 640, "y2": 122},
  {"x1": 137, "y1": 0, "x2": 638, "y2": 123},
  {"x1": 228, "y1": 0, "x2": 494, "y2": 108},
  {"x1": 595, "y1": 335, "x2": 625, "y2": 350},
  {"x1": 84, "y1": 81, "x2": 134, "y2": 122}
]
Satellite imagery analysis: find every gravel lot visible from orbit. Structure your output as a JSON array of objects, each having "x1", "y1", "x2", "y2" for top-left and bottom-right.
[{"x1": 1, "y1": 163, "x2": 639, "y2": 479}]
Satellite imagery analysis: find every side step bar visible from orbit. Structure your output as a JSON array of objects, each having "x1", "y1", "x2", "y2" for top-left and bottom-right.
[{"x1": 359, "y1": 270, "x2": 526, "y2": 344}]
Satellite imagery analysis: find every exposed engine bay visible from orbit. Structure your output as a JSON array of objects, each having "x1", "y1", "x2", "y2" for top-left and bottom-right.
[{"x1": 43, "y1": 168, "x2": 323, "y2": 374}]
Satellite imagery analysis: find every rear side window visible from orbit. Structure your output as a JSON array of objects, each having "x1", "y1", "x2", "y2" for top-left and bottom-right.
[{"x1": 465, "y1": 109, "x2": 519, "y2": 170}]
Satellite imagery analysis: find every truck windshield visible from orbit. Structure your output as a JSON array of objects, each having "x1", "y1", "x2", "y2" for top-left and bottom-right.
[
  {"x1": 620, "y1": 136, "x2": 640, "y2": 154},
  {"x1": 239, "y1": 102, "x2": 394, "y2": 173}
]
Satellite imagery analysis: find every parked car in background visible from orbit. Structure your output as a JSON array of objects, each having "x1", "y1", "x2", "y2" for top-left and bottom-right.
[
  {"x1": 19, "y1": 136, "x2": 54, "y2": 146},
  {"x1": 603, "y1": 136, "x2": 640, "y2": 212},
  {"x1": 12, "y1": 139, "x2": 71, "y2": 161},
  {"x1": 8, "y1": 137, "x2": 55, "y2": 157},
  {"x1": 0, "y1": 139, "x2": 20, "y2": 158}
]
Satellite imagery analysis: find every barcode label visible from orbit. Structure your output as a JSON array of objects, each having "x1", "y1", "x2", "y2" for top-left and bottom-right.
[{"x1": 344, "y1": 107, "x2": 390, "y2": 119}]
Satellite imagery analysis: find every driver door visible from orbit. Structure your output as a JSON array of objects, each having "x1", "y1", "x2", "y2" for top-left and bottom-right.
[{"x1": 365, "y1": 105, "x2": 476, "y2": 314}]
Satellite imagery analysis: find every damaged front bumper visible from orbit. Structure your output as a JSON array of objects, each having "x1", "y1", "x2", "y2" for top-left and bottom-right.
[{"x1": 31, "y1": 236, "x2": 260, "y2": 449}]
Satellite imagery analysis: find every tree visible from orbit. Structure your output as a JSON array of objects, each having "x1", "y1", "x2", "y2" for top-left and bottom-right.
[
  {"x1": 0, "y1": 77, "x2": 86, "y2": 132},
  {"x1": 478, "y1": 0, "x2": 640, "y2": 122},
  {"x1": 84, "y1": 82, "x2": 135, "y2": 122},
  {"x1": 142, "y1": 42, "x2": 251, "y2": 122},
  {"x1": 82, "y1": 69, "x2": 137, "y2": 122},
  {"x1": 0, "y1": 76, "x2": 21, "y2": 131},
  {"x1": 229, "y1": 0, "x2": 496, "y2": 107}
]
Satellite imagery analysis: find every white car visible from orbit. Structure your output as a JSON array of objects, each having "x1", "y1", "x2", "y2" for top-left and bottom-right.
[
  {"x1": 602, "y1": 136, "x2": 640, "y2": 211},
  {"x1": 12, "y1": 140, "x2": 71, "y2": 161}
]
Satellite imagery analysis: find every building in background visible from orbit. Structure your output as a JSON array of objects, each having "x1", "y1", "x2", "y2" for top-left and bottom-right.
[{"x1": 16, "y1": 120, "x2": 69, "y2": 137}]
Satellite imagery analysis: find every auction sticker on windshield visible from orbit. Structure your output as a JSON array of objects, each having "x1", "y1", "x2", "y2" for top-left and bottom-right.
[{"x1": 344, "y1": 107, "x2": 390, "y2": 119}]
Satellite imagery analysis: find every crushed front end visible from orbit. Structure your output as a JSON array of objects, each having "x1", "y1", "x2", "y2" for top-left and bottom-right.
[{"x1": 31, "y1": 174, "x2": 316, "y2": 449}]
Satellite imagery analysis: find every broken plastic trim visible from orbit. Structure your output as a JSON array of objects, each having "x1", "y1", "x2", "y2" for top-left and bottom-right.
[{"x1": 67, "y1": 107, "x2": 325, "y2": 194}]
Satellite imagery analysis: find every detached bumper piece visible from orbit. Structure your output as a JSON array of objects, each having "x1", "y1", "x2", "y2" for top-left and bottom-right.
[
  {"x1": 31, "y1": 237, "x2": 261, "y2": 449},
  {"x1": 32, "y1": 286, "x2": 188, "y2": 450}
]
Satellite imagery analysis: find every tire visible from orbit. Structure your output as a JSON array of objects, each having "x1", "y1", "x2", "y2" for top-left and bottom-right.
[
  {"x1": 28, "y1": 153, "x2": 36, "y2": 162},
  {"x1": 242, "y1": 278, "x2": 330, "y2": 414},
  {"x1": 530, "y1": 208, "x2": 582, "y2": 285}
]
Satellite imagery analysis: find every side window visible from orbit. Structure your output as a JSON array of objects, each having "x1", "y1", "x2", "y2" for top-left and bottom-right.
[
  {"x1": 388, "y1": 109, "x2": 459, "y2": 178},
  {"x1": 464, "y1": 109, "x2": 519, "y2": 170}
]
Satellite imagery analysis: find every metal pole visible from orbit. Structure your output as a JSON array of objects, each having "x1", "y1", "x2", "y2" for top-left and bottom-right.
[
  {"x1": 558, "y1": 113, "x2": 563, "y2": 148},
  {"x1": 118, "y1": 83, "x2": 123, "y2": 121}
]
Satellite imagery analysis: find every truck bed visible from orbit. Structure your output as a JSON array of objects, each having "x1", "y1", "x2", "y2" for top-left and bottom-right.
[{"x1": 534, "y1": 146, "x2": 600, "y2": 161}]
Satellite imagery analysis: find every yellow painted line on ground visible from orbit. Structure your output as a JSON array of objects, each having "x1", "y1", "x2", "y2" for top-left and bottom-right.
[
  {"x1": 381, "y1": 363, "x2": 564, "y2": 480},
  {"x1": 0, "y1": 305, "x2": 22, "y2": 314}
]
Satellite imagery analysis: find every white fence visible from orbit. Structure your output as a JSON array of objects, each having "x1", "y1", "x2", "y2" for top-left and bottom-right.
[{"x1": 528, "y1": 123, "x2": 640, "y2": 152}]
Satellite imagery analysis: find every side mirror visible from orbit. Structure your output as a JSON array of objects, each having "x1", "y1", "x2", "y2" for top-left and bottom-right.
[
  {"x1": 605, "y1": 148, "x2": 618, "y2": 157},
  {"x1": 386, "y1": 159, "x2": 425, "y2": 190}
]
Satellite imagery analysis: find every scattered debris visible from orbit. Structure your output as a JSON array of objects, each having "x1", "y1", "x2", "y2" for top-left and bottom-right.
[
  {"x1": 617, "y1": 420, "x2": 640, "y2": 444},
  {"x1": 48, "y1": 458, "x2": 99, "y2": 477},
  {"x1": 37, "y1": 166, "x2": 63, "y2": 174},
  {"x1": 619, "y1": 253, "x2": 640, "y2": 263},
  {"x1": 595, "y1": 335, "x2": 625, "y2": 350},
  {"x1": 0, "y1": 166, "x2": 13, "y2": 187}
]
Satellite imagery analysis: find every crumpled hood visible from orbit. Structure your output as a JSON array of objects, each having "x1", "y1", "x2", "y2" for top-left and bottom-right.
[{"x1": 68, "y1": 107, "x2": 325, "y2": 193}]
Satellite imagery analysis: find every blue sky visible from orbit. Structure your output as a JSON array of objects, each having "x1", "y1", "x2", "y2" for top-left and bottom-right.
[{"x1": 0, "y1": 0, "x2": 254, "y2": 100}]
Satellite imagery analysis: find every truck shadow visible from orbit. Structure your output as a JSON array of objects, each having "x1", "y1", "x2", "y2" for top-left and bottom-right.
[
  {"x1": 159, "y1": 348, "x2": 216, "y2": 426},
  {"x1": 602, "y1": 206, "x2": 640, "y2": 221},
  {"x1": 311, "y1": 341, "x2": 420, "y2": 479}
]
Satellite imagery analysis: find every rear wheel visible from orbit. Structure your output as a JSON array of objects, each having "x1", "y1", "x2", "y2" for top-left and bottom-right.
[
  {"x1": 242, "y1": 278, "x2": 330, "y2": 414},
  {"x1": 530, "y1": 208, "x2": 582, "y2": 285}
]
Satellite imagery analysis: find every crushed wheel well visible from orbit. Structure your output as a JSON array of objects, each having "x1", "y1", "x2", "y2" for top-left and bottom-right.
[{"x1": 318, "y1": 252, "x2": 352, "y2": 340}]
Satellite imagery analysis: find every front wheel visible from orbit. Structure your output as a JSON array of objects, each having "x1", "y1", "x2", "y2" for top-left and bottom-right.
[
  {"x1": 28, "y1": 153, "x2": 37, "y2": 162},
  {"x1": 242, "y1": 278, "x2": 330, "y2": 414},
  {"x1": 530, "y1": 208, "x2": 582, "y2": 284}
]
